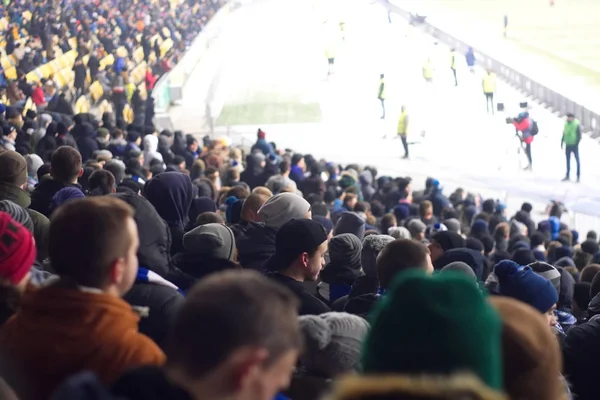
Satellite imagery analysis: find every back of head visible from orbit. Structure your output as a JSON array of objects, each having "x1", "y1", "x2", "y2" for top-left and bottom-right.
[
  {"x1": 581, "y1": 264, "x2": 600, "y2": 284},
  {"x1": 257, "y1": 192, "x2": 310, "y2": 229},
  {"x1": 376, "y1": 239, "x2": 431, "y2": 289},
  {"x1": 298, "y1": 312, "x2": 369, "y2": 378},
  {"x1": 334, "y1": 212, "x2": 366, "y2": 241},
  {"x1": 183, "y1": 223, "x2": 235, "y2": 261},
  {"x1": 361, "y1": 235, "x2": 395, "y2": 278},
  {"x1": 165, "y1": 270, "x2": 302, "y2": 379},
  {"x1": 241, "y1": 193, "x2": 269, "y2": 222},
  {"x1": 441, "y1": 261, "x2": 477, "y2": 280},
  {"x1": 489, "y1": 297, "x2": 562, "y2": 400},
  {"x1": 0, "y1": 150, "x2": 27, "y2": 187},
  {"x1": 87, "y1": 170, "x2": 116, "y2": 196},
  {"x1": 103, "y1": 160, "x2": 126, "y2": 184},
  {"x1": 362, "y1": 269, "x2": 502, "y2": 390},
  {"x1": 432, "y1": 231, "x2": 466, "y2": 252},
  {"x1": 51, "y1": 146, "x2": 82, "y2": 183},
  {"x1": 49, "y1": 197, "x2": 135, "y2": 289}
]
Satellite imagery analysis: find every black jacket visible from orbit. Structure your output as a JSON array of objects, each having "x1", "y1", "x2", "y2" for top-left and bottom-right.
[
  {"x1": 268, "y1": 272, "x2": 330, "y2": 316},
  {"x1": 433, "y1": 247, "x2": 486, "y2": 280},
  {"x1": 564, "y1": 317, "x2": 600, "y2": 400},
  {"x1": 30, "y1": 179, "x2": 79, "y2": 218},
  {"x1": 236, "y1": 222, "x2": 277, "y2": 272},
  {"x1": 171, "y1": 254, "x2": 240, "y2": 292},
  {"x1": 112, "y1": 193, "x2": 184, "y2": 348},
  {"x1": 112, "y1": 366, "x2": 192, "y2": 400}
]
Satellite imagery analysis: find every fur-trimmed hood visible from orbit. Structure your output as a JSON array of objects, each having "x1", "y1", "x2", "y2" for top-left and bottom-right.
[{"x1": 327, "y1": 374, "x2": 507, "y2": 400}]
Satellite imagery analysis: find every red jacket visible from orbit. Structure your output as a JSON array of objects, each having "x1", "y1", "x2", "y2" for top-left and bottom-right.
[
  {"x1": 513, "y1": 118, "x2": 534, "y2": 144},
  {"x1": 145, "y1": 70, "x2": 157, "y2": 90},
  {"x1": 31, "y1": 86, "x2": 45, "y2": 106}
]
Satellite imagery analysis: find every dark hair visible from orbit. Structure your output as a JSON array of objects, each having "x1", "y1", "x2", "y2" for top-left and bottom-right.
[
  {"x1": 49, "y1": 197, "x2": 134, "y2": 288},
  {"x1": 354, "y1": 201, "x2": 370, "y2": 213},
  {"x1": 521, "y1": 202, "x2": 533, "y2": 213},
  {"x1": 574, "y1": 249, "x2": 593, "y2": 272},
  {"x1": 195, "y1": 212, "x2": 225, "y2": 226},
  {"x1": 377, "y1": 239, "x2": 430, "y2": 289},
  {"x1": 165, "y1": 270, "x2": 302, "y2": 378},
  {"x1": 581, "y1": 264, "x2": 600, "y2": 284},
  {"x1": 226, "y1": 186, "x2": 250, "y2": 200},
  {"x1": 279, "y1": 159, "x2": 290, "y2": 174},
  {"x1": 205, "y1": 166, "x2": 218, "y2": 177},
  {"x1": 380, "y1": 213, "x2": 396, "y2": 236},
  {"x1": 87, "y1": 170, "x2": 116, "y2": 196},
  {"x1": 530, "y1": 231, "x2": 547, "y2": 248},
  {"x1": 587, "y1": 230, "x2": 598, "y2": 241},
  {"x1": 370, "y1": 200, "x2": 385, "y2": 218},
  {"x1": 51, "y1": 146, "x2": 82, "y2": 183}
]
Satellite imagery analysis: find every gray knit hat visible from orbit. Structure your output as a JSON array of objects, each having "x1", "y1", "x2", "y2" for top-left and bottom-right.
[
  {"x1": 441, "y1": 261, "x2": 477, "y2": 280},
  {"x1": 0, "y1": 200, "x2": 34, "y2": 233},
  {"x1": 444, "y1": 218, "x2": 461, "y2": 233},
  {"x1": 334, "y1": 212, "x2": 365, "y2": 240},
  {"x1": 388, "y1": 226, "x2": 411, "y2": 240},
  {"x1": 298, "y1": 312, "x2": 370, "y2": 377},
  {"x1": 328, "y1": 233, "x2": 362, "y2": 269},
  {"x1": 183, "y1": 223, "x2": 235, "y2": 261},
  {"x1": 257, "y1": 192, "x2": 310, "y2": 228},
  {"x1": 361, "y1": 235, "x2": 395, "y2": 277},
  {"x1": 528, "y1": 261, "x2": 561, "y2": 293},
  {"x1": 407, "y1": 219, "x2": 427, "y2": 238}
]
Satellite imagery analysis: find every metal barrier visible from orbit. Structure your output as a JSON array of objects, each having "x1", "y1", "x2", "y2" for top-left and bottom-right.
[{"x1": 384, "y1": 1, "x2": 600, "y2": 138}]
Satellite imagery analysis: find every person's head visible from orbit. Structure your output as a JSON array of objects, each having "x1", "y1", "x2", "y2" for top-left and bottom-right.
[
  {"x1": 379, "y1": 213, "x2": 397, "y2": 235},
  {"x1": 489, "y1": 297, "x2": 563, "y2": 400},
  {"x1": 291, "y1": 153, "x2": 305, "y2": 171},
  {"x1": 581, "y1": 239, "x2": 600, "y2": 256},
  {"x1": 165, "y1": 270, "x2": 302, "y2": 400},
  {"x1": 376, "y1": 239, "x2": 433, "y2": 289},
  {"x1": 87, "y1": 169, "x2": 116, "y2": 195},
  {"x1": 567, "y1": 112, "x2": 575, "y2": 122},
  {"x1": 183, "y1": 223, "x2": 235, "y2": 261},
  {"x1": 187, "y1": 137, "x2": 199, "y2": 152},
  {"x1": 0, "y1": 150, "x2": 27, "y2": 189},
  {"x1": 49, "y1": 197, "x2": 138, "y2": 297},
  {"x1": 342, "y1": 192, "x2": 357, "y2": 211},
  {"x1": 265, "y1": 219, "x2": 328, "y2": 282},
  {"x1": 587, "y1": 230, "x2": 598, "y2": 241},
  {"x1": 50, "y1": 146, "x2": 83, "y2": 184},
  {"x1": 0, "y1": 212, "x2": 36, "y2": 292},
  {"x1": 407, "y1": 219, "x2": 426, "y2": 241},
  {"x1": 257, "y1": 193, "x2": 311, "y2": 229},
  {"x1": 195, "y1": 212, "x2": 225, "y2": 227},
  {"x1": 428, "y1": 231, "x2": 466, "y2": 263},
  {"x1": 419, "y1": 200, "x2": 433, "y2": 220},
  {"x1": 493, "y1": 260, "x2": 558, "y2": 326},
  {"x1": 241, "y1": 193, "x2": 269, "y2": 223},
  {"x1": 361, "y1": 235, "x2": 395, "y2": 278},
  {"x1": 580, "y1": 264, "x2": 600, "y2": 283},
  {"x1": 278, "y1": 159, "x2": 290, "y2": 175},
  {"x1": 573, "y1": 249, "x2": 593, "y2": 271},
  {"x1": 493, "y1": 222, "x2": 510, "y2": 241},
  {"x1": 298, "y1": 312, "x2": 369, "y2": 378},
  {"x1": 362, "y1": 269, "x2": 502, "y2": 390}
]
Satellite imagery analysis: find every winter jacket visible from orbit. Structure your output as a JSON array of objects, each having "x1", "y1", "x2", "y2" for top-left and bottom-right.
[
  {"x1": 564, "y1": 316, "x2": 600, "y2": 400},
  {"x1": 56, "y1": 133, "x2": 78, "y2": 149},
  {"x1": 0, "y1": 182, "x2": 49, "y2": 261},
  {"x1": 268, "y1": 272, "x2": 330, "y2": 316},
  {"x1": 112, "y1": 366, "x2": 192, "y2": 400},
  {"x1": 107, "y1": 138, "x2": 128, "y2": 159},
  {"x1": 433, "y1": 248, "x2": 486, "y2": 280},
  {"x1": 35, "y1": 131, "x2": 57, "y2": 162},
  {"x1": 0, "y1": 280, "x2": 165, "y2": 400},
  {"x1": 428, "y1": 187, "x2": 451, "y2": 217},
  {"x1": 75, "y1": 123, "x2": 99, "y2": 162},
  {"x1": 285, "y1": 371, "x2": 331, "y2": 400},
  {"x1": 30, "y1": 179, "x2": 82, "y2": 218},
  {"x1": 236, "y1": 221, "x2": 278, "y2": 272},
  {"x1": 171, "y1": 255, "x2": 240, "y2": 292},
  {"x1": 240, "y1": 153, "x2": 265, "y2": 189},
  {"x1": 251, "y1": 138, "x2": 274, "y2": 156},
  {"x1": 320, "y1": 261, "x2": 362, "y2": 303},
  {"x1": 112, "y1": 193, "x2": 184, "y2": 348}
]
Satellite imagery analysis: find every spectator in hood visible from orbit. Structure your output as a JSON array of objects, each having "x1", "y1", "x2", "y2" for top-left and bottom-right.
[
  {"x1": 290, "y1": 153, "x2": 306, "y2": 184},
  {"x1": 142, "y1": 134, "x2": 164, "y2": 168},
  {"x1": 357, "y1": 269, "x2": 503, "y2": 397},
  {"x1": 427, "y1": 179, "x2": 450, "y2": 217},
  {"x1": 144, "y1": 172, "x2": 194, "y2": 255},
  {"x1": 240, "y1": 153, "x2": 265, "y2": 190},
  {"x1": 24, "y1": 154, "x2": 43, "y2": 192},
  {"x1": 183, "y1": 136, "x2": 199, "y2": 170},
  {"x1": 107, "y1": 129, "x2": 129, "y2": 159},
  {"x1": 112, "y1": 193, "x2": 184, "y2": 349},
  {"x1": 30, "y1": 146, "x2": 83, "y2": 217},
  {"x1": 0, "y1": 197, "x2": 165, "y2": 400},
  {"x1": 428, "y1": 231, "x2": 466, "y2": 264},
  {"x1": 319, "y1": 234, "x2": 363, "y2": 303},
  {"x1": 433, "y1": 247, "x2": 487, "y2": 280},
  {"x1": 75, "y1": 122, "x2": 99, "y2": 162},
  {"x1": 265, "y1": 219, "x2": 329, "y2": 316},
  {"x1": 333, "y1": 212, "x2": 365, "y2": 240},
  {"x1": 112, "y1": 271, "x2": 302, "y2": 400},
  {"x1": 0, "y1": 151, "x2": 50, "y2": 261},
  {"x1": 237, "y1": 193, "x2": 311, "y2": 271},
  {"x1": 55, "y1": 121, "x2": 78, "y2": 149},
  {"x1": 36, "y1": 121, "x2": 58, "y2": 162},
  {"x1": 173, "y1": 223, "x2": 239, "y2": 292},
  {"x1": 157, "y1": 135, "x2": 175, "y2": 166}
]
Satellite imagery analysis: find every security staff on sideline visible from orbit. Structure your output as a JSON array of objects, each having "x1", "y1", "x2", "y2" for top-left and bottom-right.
[
  {"x1": 482, "y1": 69, "x2": 497, "y2": 114},
  {"x1": 326, "y1": 45, "x2": 336, "y2": 76},
  {"x1": 397, "y1": 105, "x2": 409, "y2": 158},
  {"x1": 378, "y1": 74, "x2": 386, "y2": 119},
  {"x1": 422, "y1": 58, "x2": 433, "y2": 83},
  {"x1": 450, "y1": 48, "x2": 458, "y2": 86},
  {"x1": 562, "y1": 113, "x2": 581, "y2": 182}
]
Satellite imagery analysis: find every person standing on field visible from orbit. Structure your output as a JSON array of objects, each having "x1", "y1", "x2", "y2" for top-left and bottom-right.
[{"x1": 562, "y1": 113, "x2": 581, "y2": 182}]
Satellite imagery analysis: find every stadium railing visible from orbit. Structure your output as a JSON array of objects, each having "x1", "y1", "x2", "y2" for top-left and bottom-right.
[{"x1": 383, "y1": 1, "x2": 600, "y2": 139}]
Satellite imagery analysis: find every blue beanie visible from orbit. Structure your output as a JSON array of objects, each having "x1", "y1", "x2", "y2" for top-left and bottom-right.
[
  {"x1": 549, "y1": 216, "x2": 560, "y2": 240},
  {"x1": 393, "y1": 203, "x2": 410, "y2": 222},
  {"x1": 313, "y1": 215, "x2": 334, "y2": 236},
  {"x1": 494, "y1": 260, "x2": 558, "y2": 313},
  {"x1": 470, "y1": 219, "x2": 489, "y2": 238},
  {"x1": 225, "y1": 196, "x2": 243, "y2": 224}
]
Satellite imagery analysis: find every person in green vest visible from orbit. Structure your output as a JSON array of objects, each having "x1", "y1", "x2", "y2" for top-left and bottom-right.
[
  {"x1": 378, "y1": 73, "x2": 386, "y2": 119},
  {"x1": 397, "y1": 105, "x2": 409, "y2": 158},
  {"x1": 561, "y1": 113, "x2": 581, "y2": 182},
  {"x1": 450, "y1": 48, "x2": 458, "y2": 86}
]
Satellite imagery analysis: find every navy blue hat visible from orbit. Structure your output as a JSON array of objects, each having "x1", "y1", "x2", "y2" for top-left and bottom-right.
[
  {"x1": 393, "y1": 203, "x2": 410, "y2": 222},
  {"x1": 313, "y1": 215, "x2": 334, "y2": 236},
  {"x1": 494, "y1": 260, "x2": 558, "y2": 313}
]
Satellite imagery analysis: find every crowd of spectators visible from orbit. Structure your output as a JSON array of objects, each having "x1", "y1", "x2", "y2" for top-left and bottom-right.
[
  {"x1": 0, "y1": 0, "x2": 224, "y2": 129},
  {"x1": 0, "y1": 110, "x2": 599, "y2": 399}
]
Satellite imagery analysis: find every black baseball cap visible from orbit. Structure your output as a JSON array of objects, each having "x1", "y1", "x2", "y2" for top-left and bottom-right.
[{"x1": 265, "y1": 218, "x2": 327, "y2": 272}]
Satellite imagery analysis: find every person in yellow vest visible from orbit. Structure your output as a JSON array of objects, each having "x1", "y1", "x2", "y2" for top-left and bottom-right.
[
  {"x1": 339, "y1": 20, "x2": 346, "y2": 41},
  {"x1": 378, "y1": 74, "x2": 386, "y2": 119},
  {"x1": 397, "y1": 105, "x2": 409, "y2": 158},
  {"x1": 422, "y1": 58, "x2": 433, "y2": 83},
  {"x1": 482, "y1": 68, "x2": 497, "y2": 114},
  {"x1": 450, "y1": 48, "x2": 458, "y2": 86},
  {"x1": 326, "y1": 45, "x2": 336, "y2": 76},
  {"x1": 561, "y1": 113, "x2": 581, "y2": 182}
]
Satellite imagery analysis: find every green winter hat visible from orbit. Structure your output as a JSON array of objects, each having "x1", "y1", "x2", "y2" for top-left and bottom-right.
[{"x1": 361, "y1": 269, "x2": 503, "y2": 390}]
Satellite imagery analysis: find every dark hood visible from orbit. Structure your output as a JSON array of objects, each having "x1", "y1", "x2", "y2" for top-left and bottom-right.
[
  {"x1": 320, "y1": 261, "x2": 362, "y2": 286},
  {"x1": 236, "y1": 221, "x2": 277, "y2": 272},
  {"x1": 111, "y1": 193, "x2": 171, "y2": 277},
  {"x1": 71, "y1": 122, "x2": 96, "y2": 140},
  {"x1": 30, "y1": 179, "x2": 76, "y2": 217},
  {"x1": 557, "y1": 266, "x2": 575, "y2": 312},
  {"x1": 242, "y1": 154, "x2": 263, "y2": 177},
  {"x1": 172, "y1": 254, "x2": 239, "y2": 292},
  {"x1": 144, "y1": 172, "x2": 193, "y2": 230},
  {"x1": 433, "y1": 247, "x2": 486, "y2": 280}
]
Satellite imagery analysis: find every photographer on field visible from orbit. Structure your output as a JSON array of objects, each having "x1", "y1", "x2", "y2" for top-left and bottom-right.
[{"x1": 507, "y1": 111, "x2": 538, "y2": 171}]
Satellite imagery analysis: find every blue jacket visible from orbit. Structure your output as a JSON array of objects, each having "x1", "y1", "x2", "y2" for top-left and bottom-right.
[
  {"x1": 114, "y1": 57, "x2": 126, "y2": 74},
  {"x1": 465, "y1": 48, "x2": 475, "y2": 67}
]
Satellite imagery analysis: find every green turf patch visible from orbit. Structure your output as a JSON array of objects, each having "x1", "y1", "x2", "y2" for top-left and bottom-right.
[{"x1": 216, "y1": 102, "x2": 322, "y2": 126}]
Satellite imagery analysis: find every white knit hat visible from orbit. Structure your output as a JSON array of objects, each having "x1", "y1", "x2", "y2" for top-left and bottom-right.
[{"x1": 298, "y1": 312, "x2": 369, "y2": 378}]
